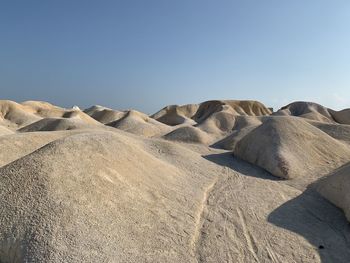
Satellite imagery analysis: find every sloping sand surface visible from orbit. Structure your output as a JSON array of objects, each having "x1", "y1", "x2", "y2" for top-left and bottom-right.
[
  {"x1": 163, "y1": 125, "x2": 213, "y2": 144},
  {"x1": 151, "y1": 104, "x2": 199, "y2": 126},
  {"x1": 276, "y1": 101, "x2": 350, "y2": 125},
  {"x1": 316, "y1": 162, "x2": 350, "y2": 221},
  {"x1": 234, "y1": 117, "x2": 350, "y2": 180},
  {"x1": 0, "y1": 131, "x2": 80, "y2": 167},
  {"x1": 152, "y1": 100, "x2": 271, "y2": 126},
  {"x1": 0, "y1": 100, "x2": 42, "y2": 129},
  {"x1": 1, "y1": 99, "x2": 350, "y2": 262},
  {"x1": 0, "y1": 125, "x2": 14, "y2": 136},
  {"x1": 21, "y1": 101, "x2": 100, "y2": 125},
  {"x1": 307, "y1": 120, "x2": 350, "y2": 144},
  {"x1": 18, "y1": 116, "x2": 102, "y2": 132},
  {"x1": 0, "y1": 100, "x2": 101, "y2": 131},
  {"x1": 0, "y1": 131, "x2": 220, "y2": 262},
  {"x1": 329, "y1": 108, "x2": 350, "y2": 124},
  {"x1": 156, "y1": 100, "x2": 271, "y2": 145},
  {"x1": 83, "y1": 105, "x2": 126, "y2": 124},
  {"x1": 212, "y1": 116, "x2": 263, "y2": 150},
  {"x1": 107, "y1": 110, "x2": 171, "y2": 137},
  {"x1": 200, "y1": 153, "x2": 350, "y2": 262},
  {"x1": 195, "y1": 108, "x2": 236, "y2": 134},
  {"x1": 18, "y1": 117, "x2": 102, "y2": 132}
]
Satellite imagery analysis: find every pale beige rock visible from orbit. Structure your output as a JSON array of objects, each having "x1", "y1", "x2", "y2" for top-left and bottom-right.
[
  {"x1": 0, "y1": 100, "x2": 41, "y2": 128},
  {"x1": 163, "y1": 125, "x2": 212, "y2": 144},
  {"x1": 152, "y1": 100, "x2": 271, "y2": 126},
  {"x1": 307, "y1": 120, "x2": 350, "y2": 144},
  {"x1": 151, "y1": 104, "x2": 199, "y2": 126},
  {"x1": 330, "y1": 108, "x2": 350, "y2": 125},
  {"x1": 276, "y1": 101, "x2": 350, "y2": 125},
  {"x1": 18, "y1": 117, "x2": 102, "y2": 132},
  {"x1": 0, "y1": 125, "x2": 13, "y2": 136},
  {"x1": 0, "y1": 131, "x2": 219, "y2": 262},
  {"x1": 213, "y1": 116, "x2": 263, "y2": 150},
  {"x1": 21, "y1": 100, "x2": 99, "y2": 125},
  {"x1": 0, "y1": 131, "x2": 72, "y2": 167},
  {"x1": 84, "y1": 105, "x2": 126, "y2": 124},
  {"x1": 1, "y1": 99, "x2": 350, "y2": 263},
  {"x1": 234, "y1": 116, "x2": 350, "y2": 180},
  {"x1": 0, "y1": 100, "x2": 102, "y2": 130},
  {"x1": 316, "y1": 163, "x2": 350, "y2": 221},
  {"x1": 107, "y1": 110, "x2": 172, "y2": 137}
]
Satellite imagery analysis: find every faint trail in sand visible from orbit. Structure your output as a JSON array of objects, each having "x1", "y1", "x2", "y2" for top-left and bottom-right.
[
  {"x1": 191, "y1": 166, "x2": 236, "y2": 262},
  {"x1": 190, "y1": 170, "x2": 221, "y2": 261},
  {"x1": 236, "y1": 207, "x2": 260, "y2": 263}
]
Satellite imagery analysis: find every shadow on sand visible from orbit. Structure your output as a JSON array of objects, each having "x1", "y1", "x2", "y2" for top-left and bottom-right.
[
  {"x1": 204, "y1": 152, "x2": 350, "y2": 263},
  {"x1": 268, "y1": 188, "x2": 350, "y2": 262},
  {"x1": 203, "y1": 152, "x2": 281, "y2": 181}
]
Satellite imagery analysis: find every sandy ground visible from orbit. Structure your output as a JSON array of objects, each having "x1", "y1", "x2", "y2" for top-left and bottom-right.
[{"x1": 0, "y1": 100, "x2": 350, "y2": 262}]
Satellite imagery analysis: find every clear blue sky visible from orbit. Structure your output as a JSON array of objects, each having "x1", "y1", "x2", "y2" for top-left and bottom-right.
[{"x1": 1, "y1": 0, "x2": 349, "y2": 113}]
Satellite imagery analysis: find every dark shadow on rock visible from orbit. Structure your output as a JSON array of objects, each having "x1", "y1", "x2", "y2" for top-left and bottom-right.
[
  {"x1": 204, "y1": 152, "x2": 350, "y2": 262},
  {"x1": 203, "y1": 151, "x2": 281, "y2": 181},
  {"x1": 268, "y1": 188, "x2": 350, "y2": 263}
]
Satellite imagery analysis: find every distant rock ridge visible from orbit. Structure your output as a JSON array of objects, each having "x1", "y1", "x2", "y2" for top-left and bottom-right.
[
  {"x1": 275, "y1": 101, "x2": 350, "y2": 124},
  {"x1": 152, "y1": 100, "x2": 272, "y2": 126}
]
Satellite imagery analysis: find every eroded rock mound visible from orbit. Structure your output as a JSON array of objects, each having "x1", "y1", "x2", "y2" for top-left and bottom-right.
[
  {"x1": 0, "y1": 131, "x2": 71, "y2": 167},
  {"x1": 21, "y1": 100, "x2": 99, "y2": 125},
  {"x1": 151, "y1": 104, "x2": 199, "y2": 126},
  {"x1": 18, "y1": 117, "x2": 101, "y2": 132},
  {"x1": 193, "y1": 100, "x2": 271, "y2": 123},
  {"x1": 0, "y1": 100, "x2": 41, "y2": 128},
  {"x1": 234, "y1": 117, "x2": 350, "y2": 180},
  {"x1": 0, "y1": 131, "x2": 217, "y2": 262},
  {"x1": 213, "y1": 116, "x2": 263, "y2": 150},
  {"x1": 317, "y1": 163, "x2": 350, "y2": 221},
  {"x1": 330, "y1": 108, "x2": 350, "y2": 125},
  {"x1": 107, "y1": 110, "x2": 171, "y2": 137},
  {"x1": 307, "y1": 121, "x2": 350, "y2": 145},
  {"x1": 276, "y1": 101, "x2": 350, "y2": 125},
  {"x1": 84, "y1": 105, "x2": 125, "y2": 124},
  {"x1": 163, "y1": 125, "x2": 212, "y2": 144},
  {"x1": 2, "y1": 99, "x2": 350, "y2": 262},
  {"x1": 152, "y1": 100, "x2": 271, "y2": 126},
  {"x1": 0, "y1": 100, "x2": 101, "y2": 131}
]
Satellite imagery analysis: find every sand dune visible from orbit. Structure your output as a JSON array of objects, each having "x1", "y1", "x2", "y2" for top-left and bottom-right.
[
  {"x1": 307, "y1": 120, "x2": 350, "y2": 144},
  {"x1": 234, "y1": 116, "x2": 350, "y2": 181},
  {"x1": 330, "y1": 108, "x2": 350, "y2": 124},
  {"x1": 195, "y1": 107, "x2": 236, "y2": 134},
  {"x1": 1, "y1": 99, "x2": 350, "y2": 262},
  {"x1": 193, "y1": 100, "x2": 271, "y2": 123},
  {"x1": 0, "y1": 100, "x2": 42, "y2": 129},
  {"x1": 0, "y1": 131, "x2": 73, "y2": 167},
  {"x1": 154, "y1": 100, "x2": 270, "y2": 145},
  {"x1": 21, "y1": 100, "x2": 66, "y2": 116},
  {"x1": 107, "y1": 110, "x2": 171, "y2": 137},
  {"x1": 83, "y1": 105, "x2": 126, "y2": 124},
  {"x1": 275, "y1": 101, "x2": 350, "y2": 125},
  {"x1": 213, "y1": 116, "x2": 263, "y2": 150},
  {"x1": 316, "y1": 162, "x2": 350, "y2": 221},
  {"x1": 18, "y1": 117, "x2": 102, "y2": 132},
  {"x1": 0, "y1": 100, "x2": 101, "y2": 131},
  {"x1": 163, "y1": 125, "x2": 212, "y2": 144},
  {"x1": 152, "y1": 100, "x2": 271, "y2": 126},
  {"x1": 151, "y1": 104, "x2": 199, "y2": 126},
  {"x1": 21, "y1": 101, "x2": 99, "y2": 125},
  {"x1": 0, "y1": 130, "x2": 220, "y2": 262}
]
